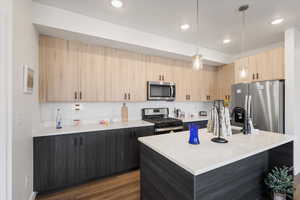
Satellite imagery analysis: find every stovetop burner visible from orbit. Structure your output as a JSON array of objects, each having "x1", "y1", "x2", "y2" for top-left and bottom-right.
[{"x1": 142, "y1": 108, "x2": 183, "y2": 130}]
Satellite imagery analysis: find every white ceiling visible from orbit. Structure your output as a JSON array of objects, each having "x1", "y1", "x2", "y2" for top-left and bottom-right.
[{"x1": 33, "y1": 0, "x2": 300, "y2": 55}]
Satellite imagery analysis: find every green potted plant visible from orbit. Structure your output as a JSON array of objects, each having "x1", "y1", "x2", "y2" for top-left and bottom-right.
[{"x1": 264, "y1": 166, "x2": 294, "y2": 200}]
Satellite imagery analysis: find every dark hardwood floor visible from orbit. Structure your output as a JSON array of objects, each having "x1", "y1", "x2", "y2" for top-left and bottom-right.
[{"x1": 36, "y1": 171, "x2": 300, "y2": 200}]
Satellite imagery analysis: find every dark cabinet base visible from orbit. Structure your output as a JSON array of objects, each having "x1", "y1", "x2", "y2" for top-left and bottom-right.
[
  {"x1": 140, "y1": 142, "x2": 293, "y2": 200},
  {"x1": 34, "y1": 126, "x2": 154, "y2": 193}
]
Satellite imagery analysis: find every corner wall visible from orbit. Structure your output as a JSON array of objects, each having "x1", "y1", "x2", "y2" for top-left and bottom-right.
[
  {"x1": 12, "y1": 0, "x2": 39, "y2": 199},
  {"x1": 285, "y1": 28, "x2": 300, "y2": 175}
]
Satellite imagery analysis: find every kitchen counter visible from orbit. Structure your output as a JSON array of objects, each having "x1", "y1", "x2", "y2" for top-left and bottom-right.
[
  {"x1": 139, "y1": 130, "x2": 294, "y2": 200},
  {"x1": 35, "y1": 120, "x2": 154, "y2": 137},
  {"x1": 139, "y1": 129, "x2": 293, "y2": 175}
]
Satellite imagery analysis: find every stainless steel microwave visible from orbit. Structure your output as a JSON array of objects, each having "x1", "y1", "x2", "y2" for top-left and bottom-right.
[{"x1": 147, "y1": 81, "x2": 176, "y2": 101}]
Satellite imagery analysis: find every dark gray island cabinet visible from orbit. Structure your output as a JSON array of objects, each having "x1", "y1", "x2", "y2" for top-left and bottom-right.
[
  {"x1": 33, "y1": 125, "x2": 154, "y2": 193},
  {"x1": 139, "y1": 131, "x2": 294, "y2": 200}
]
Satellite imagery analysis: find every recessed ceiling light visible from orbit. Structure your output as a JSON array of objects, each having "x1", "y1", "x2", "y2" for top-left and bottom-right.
[
  {"x1": 180, "y1": 24, "x2": 190, "y2": 31},
  {"x1": 271, "y1": 18, "x2": 284, "y2": 25},
  {"x1": 223, "y1": 39, "x2": 231, "y2": 44},
  {"x1": 111, "y1": 0, "x2": 123, "y2": 8}
]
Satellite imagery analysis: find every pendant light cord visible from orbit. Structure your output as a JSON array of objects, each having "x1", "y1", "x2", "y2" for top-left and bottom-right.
[
  {"x1": 197, "y1": 0, "x2": 199, "y2": 35},
  {"x1": 241, "y1": 10, "x2": 245, "y2": 57}
]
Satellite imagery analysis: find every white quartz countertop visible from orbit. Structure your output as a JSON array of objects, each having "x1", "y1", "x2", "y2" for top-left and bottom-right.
[
  {"x1": 34, "y1": 120, "x2": 154, "y2": 137},
  {"x1": 177, "y1": 116, "x2": 208, "y2": 123},
  {"x1": 138, "y1": 129, "x2": 294, "y2": 176}
]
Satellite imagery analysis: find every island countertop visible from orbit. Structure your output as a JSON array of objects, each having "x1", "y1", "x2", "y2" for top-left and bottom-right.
[{"x1": 138, "y1": 130, "x2": 294, "y2": 176}]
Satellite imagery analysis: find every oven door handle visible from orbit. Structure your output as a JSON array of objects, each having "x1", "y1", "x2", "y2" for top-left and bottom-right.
[
  {"x1": 171, "y1": 85, "x2": 174, "y2": 98},
  {"x1": 155, "y1": 126, "x2": 184, "y2": 132}
]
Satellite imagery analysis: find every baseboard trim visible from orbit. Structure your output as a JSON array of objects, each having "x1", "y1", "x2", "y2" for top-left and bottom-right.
[{"x1": 29, "y1": 192, "x2": 37, "y2": 200}]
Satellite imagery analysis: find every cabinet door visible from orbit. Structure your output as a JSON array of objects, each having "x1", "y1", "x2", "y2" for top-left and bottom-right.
[
  {"x1": 78, "y1": 132, "x2": 106, "y2": 182},
  {"x1": 132, "y1": 126, "x2": 155, "y2": 167},
  {"x1": 256, "y1": 51, "x2": 270, "y2": 81},
  {"x1": 199, "y1": 69, "x2": 209, "y2": 101},
  {"x1": 191, "y1": 68, "x2": 202, "y2": 101},
  {"x1": 34, "y1": 135, "x2": 78, "y2": 192},
  {"x1": 126, "y1": 52, "x2": 147, "y2": 102},
  {"x1": 79, "y1": 44, "x2": 105, "y2": 102},
  {"x1": 248, "y1": 55, "x2": 258, "y2": 82},
  {"x1": 182, "y1": 66, "x2": 193, "y2": 101},
  {"x1": 172, "y1": 60, "x2": 186, "y2": 101},
  {"x1": 105, "y1": 48, "x2": 126, "y2": 101},
  {"x1": 146, "y1": 56, "x2": 163, "y2": 81},
  {"x1": 146, "y1": 56, "x2": 172, "y2": 82},
  {"x1": 40, "y1": 36, "x2": 79, "y2": 102},
  {"x1": 269, "y1": 47, "x2": 285, "y2": 80}
]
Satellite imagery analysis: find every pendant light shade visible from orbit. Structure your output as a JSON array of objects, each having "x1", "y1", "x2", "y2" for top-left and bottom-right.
[
  {"x1": 240, "y1": 68, "x2": 246, "y2": 78},
  {"x1": 193, "y1": 53, "x2": 203, "y2": 70}
]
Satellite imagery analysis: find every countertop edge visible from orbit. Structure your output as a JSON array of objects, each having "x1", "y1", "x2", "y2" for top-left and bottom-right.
[
  {"x1": 138, "y1": 135, "x2": 294, "y2": 176},
  {"x1": 34, "y1": 121, "x2": 155, "y2": 138}
]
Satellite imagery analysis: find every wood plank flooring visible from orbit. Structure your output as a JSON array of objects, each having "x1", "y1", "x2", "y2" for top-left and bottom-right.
[
  {"x1": 36, "y1": 171, "x2": 140, "y2": 200},
  {"x1": 295, "y1": 174, "x2": 300, "y2": 200},
  {"x1": 36, "y1": 171, "x2": 300, "y2": 200}
]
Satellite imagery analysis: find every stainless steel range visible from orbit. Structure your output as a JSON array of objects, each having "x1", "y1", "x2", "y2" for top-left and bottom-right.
[{"x1": 142, "y1": 108, "x2": 183, "y2": 134}]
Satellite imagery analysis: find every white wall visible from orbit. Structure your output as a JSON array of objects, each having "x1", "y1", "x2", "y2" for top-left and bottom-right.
[
  {"x1": 284, "y1": 28, "x2": 300, "y2": 175},
  {"x1": 12, "y1": 0, "x2": 39, "y2": 199},
  {"x1": 40, "y1": 102, "x2": 211, "y2": 127},
  {"x1": 32, "y1": 2, "x2": 231, "y2": 65},
  {"x1": 0, "y1": 0, "x2": 13, "y2": 200}
]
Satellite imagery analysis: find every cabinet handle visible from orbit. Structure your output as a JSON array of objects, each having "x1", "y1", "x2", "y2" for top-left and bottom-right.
[
  {"x1": 128, "y1": 93, "x2": 131, "y2": 100},
  {"x1": 124, "y1": 93, "x2": 127, "y2": 100},
  {"x1": 159, "y1": 75, "x2": 161, "y2": 81},
  {"x1": 162, "y1": 75, "x2": 165, "y2": 81},
  {"x1": 79, "y1": 91, "x2": 82, "y2": 100},
  {"x1": 74, "y1": 138, "x2": 78, "y2": 147},
  {"x1": 256, "y1": 73, "x2": 259, "y2": 79},
  {"x1": 74, "y1": 92, "x2": 78, "y2": 100},
  {"x1": 252, "y1": 73, "x2": 255, "y2": 80},
  {"x1": 79, "y1": 137, "x2": 83, "y2": 146}
]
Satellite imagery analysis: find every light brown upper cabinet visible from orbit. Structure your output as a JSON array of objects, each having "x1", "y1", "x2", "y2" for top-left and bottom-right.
[
  {"x1": 216, "y1": 63, "x2": 234, "y2": 101},
  {"x1": 146, "y1": 56, "x2": 172, "y2": 82},
  {"x1": 268, "y1": 47, "x2": 285, "y2": 80},
  {"x1": 191, "y1": 67, "x2": 202, "y2": 102},
  {"x1": 104, "y1": 48, "x2": 147, "y2": 102},
  {"x1": 39, "y1": 36, "x2": 106, "y2": 102},
  {"x1": 39, "y1": 36, "x2": 79, "y2": 102},
  {"x1": 78, "y1": 43, "x2": 105, "y2": 102},
  {"x1": 235, "y1": 47, "x2": 285, "y2": 83},
  {"x1": 200, "y1": 67, "x2": 217, "y2": 102}
]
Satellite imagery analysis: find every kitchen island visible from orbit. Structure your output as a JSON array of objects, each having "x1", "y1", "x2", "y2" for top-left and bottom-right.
[{"x1": 138, "y1": 130, "x2": 294, "y2": 200}]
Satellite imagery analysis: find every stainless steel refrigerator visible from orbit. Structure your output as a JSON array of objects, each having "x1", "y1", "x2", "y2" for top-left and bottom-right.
[{"x1": 230, "y1": 80, "x2": 284, "y2": 133}]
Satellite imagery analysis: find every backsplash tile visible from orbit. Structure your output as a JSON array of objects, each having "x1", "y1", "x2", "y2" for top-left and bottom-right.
[{"x1": 40, "y1": 101, "x2": 212, "y2": 127}]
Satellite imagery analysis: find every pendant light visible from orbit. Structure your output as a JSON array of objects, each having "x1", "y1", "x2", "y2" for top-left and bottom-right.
[
  {"x1": 192, "y1": 0, "x2": 203, "y2": 70},
  {"x1": 239, "y1": 5, "x2": 249, "y2": 78}
]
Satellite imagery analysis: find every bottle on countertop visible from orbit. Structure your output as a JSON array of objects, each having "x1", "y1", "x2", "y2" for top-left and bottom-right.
[
  {"x1": 56, "y1": 108, "x2": 62, "y2": 129},
  {"x1": 121, "y1": 103, "x2": 128, "y2": 123}
]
